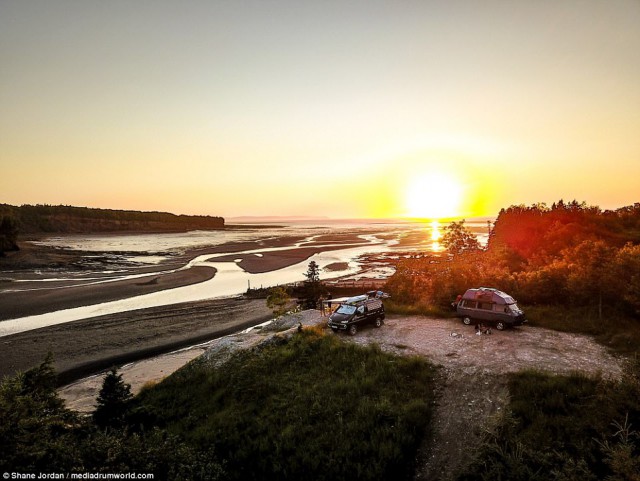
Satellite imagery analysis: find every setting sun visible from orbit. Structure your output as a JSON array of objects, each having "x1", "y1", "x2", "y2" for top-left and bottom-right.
[{"x1": 405, "y1": 173, "x2": 463, "y2": 219}]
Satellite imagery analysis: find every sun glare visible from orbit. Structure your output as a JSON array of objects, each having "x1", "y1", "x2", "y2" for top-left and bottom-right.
[{"x1": 405, "y1": 173, "x2": 463, "y2": 219}]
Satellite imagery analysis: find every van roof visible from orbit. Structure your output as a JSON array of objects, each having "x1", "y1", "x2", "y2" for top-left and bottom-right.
[{"x1": 462, "y1": 287, "x2": 516, "y2": 305}]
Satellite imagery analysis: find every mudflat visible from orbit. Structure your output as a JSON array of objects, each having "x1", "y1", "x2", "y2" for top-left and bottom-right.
[
  {"x1": 0, "y1": 297, "x2": 272, "y2": 384},
  {"x1": 0, "y1": 266, "x2": 216, "y2": 321},
  {"x1": 0, "y1": 231, "x2": 374, "y2": 321}
]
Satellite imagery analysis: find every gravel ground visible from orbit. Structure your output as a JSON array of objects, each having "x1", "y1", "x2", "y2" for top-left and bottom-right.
[
  {"x1": 348, "y1": 315, "x2": 622, "y2": 378},
  {"x1": 338, "y1": 314, "x2": 623, "y2": 481}
]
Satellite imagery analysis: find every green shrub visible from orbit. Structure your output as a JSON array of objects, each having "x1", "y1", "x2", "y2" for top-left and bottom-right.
[
  {"x1": 458, "y1": 368, "x2": 640, "y2": 481},
  {"x1": 136, "y1": 329, "x2": 438, "y2": 481},
  {"x1": 0, "y1": 356, "x2": 224, "y2": 479}
]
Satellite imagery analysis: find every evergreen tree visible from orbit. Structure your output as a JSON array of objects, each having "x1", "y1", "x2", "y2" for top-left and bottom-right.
[
  {"x1": 0, "y1": 354, "x2": 81, "y2": 471},
  {"x1": 304, "y1": 260, "x2": 321, "y2": 283},
  {"x1": 94, "y1": 367, "x2": 133, "y2": 430},
  {"x1": 303, "y1": 261, "x2": 322, "y2": 308}
]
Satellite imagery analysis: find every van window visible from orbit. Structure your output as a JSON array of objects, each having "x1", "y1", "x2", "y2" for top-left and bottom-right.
[
  {"x1": 462, "y1": 300, "x2": 477, "y2": 308},
  {"x1": 479, "y1": 302, "x2": 493, "y2": 310},
  {"x1": 508, "y1": 304, "x2": 522, "y2": 314}
]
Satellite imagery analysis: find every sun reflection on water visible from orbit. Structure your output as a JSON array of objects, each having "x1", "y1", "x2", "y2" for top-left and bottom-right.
[{"x1": 430, "y1": 220, "x2": 443, "y2": 252}]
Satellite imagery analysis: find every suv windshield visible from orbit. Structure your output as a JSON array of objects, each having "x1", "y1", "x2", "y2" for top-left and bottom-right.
[{"x1": 336, "y1": 305, "x2": 357, "y2": 315}]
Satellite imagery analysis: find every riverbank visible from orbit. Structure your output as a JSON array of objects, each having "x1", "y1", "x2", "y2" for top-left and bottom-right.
[
  {"x1": 0, "y1": 297, "x2": 273, "y2": 384},
  {"x1": 0, "y1": 265, "x2": 216, "y2": 321},
  {"x1": 58, "y1": 309, "x2": 324, "y2": 412}
]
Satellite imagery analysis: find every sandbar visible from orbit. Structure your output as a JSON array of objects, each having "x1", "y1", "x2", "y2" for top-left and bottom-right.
[{"x1": 0, "y1": 297, "x2": 273, "y2": 384}]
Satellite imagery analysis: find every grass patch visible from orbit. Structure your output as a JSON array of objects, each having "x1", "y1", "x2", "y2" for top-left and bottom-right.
[
  {"x1": 458, "y1": 368, "x2": 640, "y2": 481},
  {"x1": 135, "y1": 328, "x2": 438, "y2": 481},
  {"x1": 524, "y1": 304, "x2": 640, "y2": 354}
]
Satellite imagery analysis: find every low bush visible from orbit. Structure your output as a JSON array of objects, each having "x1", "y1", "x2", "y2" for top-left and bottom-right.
[
  {"x1": 136, "y1": 328, "x2": 438, "y2": 481},
  {"x1": 525, "y1": 304, "x2": 640, "y2": 354},
  {"x1": 458, "y1": 367, "x2": 640, "y2": 481},
  {"x1": 0, "y1": 356, "x2": 224, "y2": 479}
]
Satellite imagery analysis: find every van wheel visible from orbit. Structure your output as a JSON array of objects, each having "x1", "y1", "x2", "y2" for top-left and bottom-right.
[
  {"x1": 348, "y1": 325, "x2": 357, "y2": 336},
  {"x1": 374, "y1": 317, "x2": 383, "y2": 328},
  {"x1": 462, "y1": 317, "x2": 472, "y2": 326},
  {"x1": 495, "y1": 322, "x2": 505, "y2": 331}
]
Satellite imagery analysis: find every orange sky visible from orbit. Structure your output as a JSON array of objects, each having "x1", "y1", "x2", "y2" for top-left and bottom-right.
[{"x1": 1, "y1": 1, "x2": 639, "y2": 219}]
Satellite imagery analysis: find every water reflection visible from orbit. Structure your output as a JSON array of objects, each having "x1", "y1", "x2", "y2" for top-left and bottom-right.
[{"x1": 430, "y1": 220, "x2": 443, "y2": 252}]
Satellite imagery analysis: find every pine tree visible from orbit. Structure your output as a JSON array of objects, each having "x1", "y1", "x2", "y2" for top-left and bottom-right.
[
  {"x1": 302, "y1": 261, "x2": 322, "y2": 308},
  {"x1": 93, "y1": 367, "x2": 132, "y2": 430}
]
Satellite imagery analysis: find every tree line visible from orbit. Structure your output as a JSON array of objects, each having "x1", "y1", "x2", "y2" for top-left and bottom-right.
[
  {"x1": 386, "y1": 200, "x2": 640, "y2": 319},
  {"x1": 0, "y1": 204, "x2": 225, "y2": 253}
]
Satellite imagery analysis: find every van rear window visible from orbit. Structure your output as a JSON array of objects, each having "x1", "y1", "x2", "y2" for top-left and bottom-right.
[
  {"x1": 462, "y1": 300, "x2": 477, "y2": 308},
  {"x1": 479, "y1": 303, "x2": 493, "y2": 310}
]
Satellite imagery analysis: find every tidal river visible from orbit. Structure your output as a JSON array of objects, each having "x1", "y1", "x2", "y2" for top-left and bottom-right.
[{"x1": 0, "y1": 220, "x2": 490, "y2": 336}]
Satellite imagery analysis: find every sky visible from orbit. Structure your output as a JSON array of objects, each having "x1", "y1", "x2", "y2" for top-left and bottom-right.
[{"x1": 1, "y1": 0, "x2": 639, "y2": 220}]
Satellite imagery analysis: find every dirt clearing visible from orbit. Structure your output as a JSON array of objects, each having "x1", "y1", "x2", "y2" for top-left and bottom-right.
[{"x1": 341, "y1": 315, "x2": 623, "y2": 481}]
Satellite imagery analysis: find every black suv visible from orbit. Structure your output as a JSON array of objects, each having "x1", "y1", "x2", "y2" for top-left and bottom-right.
[{"x1": 328, "y1": 294, "x2": 386, "y2": 335}]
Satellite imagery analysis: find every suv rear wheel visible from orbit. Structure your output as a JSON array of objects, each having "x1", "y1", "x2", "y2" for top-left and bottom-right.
[{"x1": 374, "y1": 317, "x2": 383, "y2": 328}]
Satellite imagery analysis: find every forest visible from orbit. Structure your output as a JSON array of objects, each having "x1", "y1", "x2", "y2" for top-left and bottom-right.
[
  {"x1": 0, "y1": 204, "x2": 224, "y2": 251},
  {"x1": 386, "y1": 201, "x2": 640, "y2": 333}
]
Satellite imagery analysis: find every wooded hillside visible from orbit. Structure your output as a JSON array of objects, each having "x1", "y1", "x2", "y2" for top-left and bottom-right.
[
  {"x1": 0, "y1": 204, "x2": 225, "y2": 235},
  {"x1": 386, "y1": 200, "x2": 640, "y2": 320}
]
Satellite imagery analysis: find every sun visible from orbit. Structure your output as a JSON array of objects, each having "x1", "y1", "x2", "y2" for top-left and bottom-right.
[{"x1": 405, "y1": 172, "x2": 463, "y2": 219}]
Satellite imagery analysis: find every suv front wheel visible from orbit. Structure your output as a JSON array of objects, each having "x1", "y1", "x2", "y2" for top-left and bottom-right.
[{"x1": 348, "y1": 324, "x2": 358, "y2": 336}]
